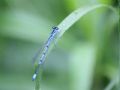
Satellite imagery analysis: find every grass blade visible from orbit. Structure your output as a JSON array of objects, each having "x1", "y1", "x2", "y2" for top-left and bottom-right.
[
  {"x1": 57, "y1": 4, "x2": 117, "y2": 39},
  {"x1": 35, "y1": 4, "x2": 118, "y2": 90}
]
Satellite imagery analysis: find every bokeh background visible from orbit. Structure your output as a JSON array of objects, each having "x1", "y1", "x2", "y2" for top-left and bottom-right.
[{"x1": 0, "y1": 0, "x2": 119, "y2": 90}]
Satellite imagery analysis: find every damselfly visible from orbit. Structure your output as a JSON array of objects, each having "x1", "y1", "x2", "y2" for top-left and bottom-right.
[{"x1": 32, "y1": 26, "x2": 60, "y2": 81}]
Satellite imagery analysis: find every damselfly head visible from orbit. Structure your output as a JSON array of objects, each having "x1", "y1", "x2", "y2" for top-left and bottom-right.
[
  {"x1": 51, "y1": 26, "x2": 59, "y2": 34},
  {"x1": 52, "y1": 26, "x2": 59, "y2": 30}
]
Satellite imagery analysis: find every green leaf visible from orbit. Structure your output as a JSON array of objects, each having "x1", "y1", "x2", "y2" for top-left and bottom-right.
[
  {"x1": 57, "y1": 4, "x2": 117, "y2": 39},
  {"x1": 35, "y1": 4, "x2": 118, "y2": 90}
]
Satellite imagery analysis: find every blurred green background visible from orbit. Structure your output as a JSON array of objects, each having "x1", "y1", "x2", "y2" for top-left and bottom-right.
[{"x1": 0, "y1": 0, "x2": 119, "y2": 90}]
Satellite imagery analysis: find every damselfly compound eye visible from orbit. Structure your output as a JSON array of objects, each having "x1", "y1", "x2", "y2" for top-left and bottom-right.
[{"x1": 52, "y1": 26, "x2": 59, "y2": 30}]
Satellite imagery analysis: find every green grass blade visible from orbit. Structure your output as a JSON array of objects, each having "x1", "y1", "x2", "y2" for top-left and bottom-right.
[
  {"x1": 35, "y1": 65, "x2": 43, "y2": 90},
  {"x1": 57, "y1": 4, "x2": 118, "y2": 39},
  {"x1": 35, "y1": 4, "x2": 118, "y2": 90}
]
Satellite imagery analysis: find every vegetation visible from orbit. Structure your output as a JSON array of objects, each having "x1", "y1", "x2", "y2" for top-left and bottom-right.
[{"x1": 0, "y1": 0, "x2": 119, "y2": 90}]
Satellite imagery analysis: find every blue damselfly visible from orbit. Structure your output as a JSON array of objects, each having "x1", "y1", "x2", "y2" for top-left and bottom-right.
[{"x1": 32, "y1": 26, "x2": 60, "y2": 81}]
